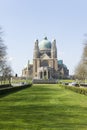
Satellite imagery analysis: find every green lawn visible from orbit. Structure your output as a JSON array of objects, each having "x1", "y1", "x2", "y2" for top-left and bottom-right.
[{"x1": 0, "y1": 84, "x2": 87, "y2": 130}]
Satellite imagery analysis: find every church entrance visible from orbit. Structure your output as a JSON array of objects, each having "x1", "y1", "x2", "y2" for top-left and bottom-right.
[
  {"x1": 39, "y1": 68, "x2": 51, "y2": 79},
  {"x1": 40, "y1": 72, "x2": 42, "y2": 79},
  {"x1": 48, "y1": 71, "x2": 50, "y2": 79},
  {"x1": 44, "y1": 71, "x2": 46, "y2": 79}
]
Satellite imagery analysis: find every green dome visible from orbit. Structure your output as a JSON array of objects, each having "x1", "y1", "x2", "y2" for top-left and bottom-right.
[{"x1": 39, "y1": 37, "x2": 51, "y2": 50}]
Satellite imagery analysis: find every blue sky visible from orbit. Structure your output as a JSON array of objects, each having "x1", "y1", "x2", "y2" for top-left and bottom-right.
[{"x1": 0, "y1": 0, "x2": 87, "y2": 76}]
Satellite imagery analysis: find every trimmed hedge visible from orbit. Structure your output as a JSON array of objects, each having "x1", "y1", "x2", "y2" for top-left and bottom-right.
[
  {"x1": 0, "y1": 84, "x2": 11, "y2": 89},
  {"x1": 61, "y1": 85, "x2": 87, "y2": 96},
  {"x1": 0, "y1": 84, "x2": 32, "y2": 96},
  {"x1": 32, "y1": 79, "x2": 58, "y2": 84},
  {"x1": 80, "y1": 83, "x2": 87, "y2": 87}
]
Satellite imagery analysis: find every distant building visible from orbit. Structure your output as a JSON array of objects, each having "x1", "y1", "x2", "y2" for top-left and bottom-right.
[{"x1": 22, "y1": 37, "x2": 69, "y2": 79}]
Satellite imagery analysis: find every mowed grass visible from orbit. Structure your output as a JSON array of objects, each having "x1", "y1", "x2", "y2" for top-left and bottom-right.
[{"x1": 0, "y1": 84, "x2": 87, "y2": 130}]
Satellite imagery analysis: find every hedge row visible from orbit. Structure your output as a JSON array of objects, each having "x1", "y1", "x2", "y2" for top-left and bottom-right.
[
  {"x1": 0, "y1": 84, "x2": 11, "y2": 89},
  {"x1": 61, "y1": 85, "x2": 87, "y2": 96},
  {"x1": 80, "y1": 83, "x2": 87, "y2": 87},
  {"x1": 0, "y1": 84, "x2": 32, "y2": 96}
]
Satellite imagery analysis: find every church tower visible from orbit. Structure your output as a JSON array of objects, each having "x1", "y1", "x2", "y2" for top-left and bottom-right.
[
  {"x1": 33, "y1": 39, "x2": 40, "y2": 78},
  {"x1": 51, "y1": 39, "x2": 57, "y2": 58},
  {"x1": 33, "y1": 39, "x2": 39, "y2": 58},
  {"x1": 51, "y1": 39, "x2": 58, "y2": 71}
]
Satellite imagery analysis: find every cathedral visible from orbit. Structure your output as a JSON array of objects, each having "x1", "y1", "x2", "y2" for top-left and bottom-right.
[{"x1": 22, "y1": 37, "x2": 69, "y2": 79}]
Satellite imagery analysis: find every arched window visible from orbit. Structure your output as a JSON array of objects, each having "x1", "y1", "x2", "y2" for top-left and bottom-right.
[
  {"x1": 44, "y1": 71, "x2": 46, "y2": 76},
  {"x1": 48, "y1": 71, "x2": 50, "y2": 79},
  {"x1": 40, "y1": 72, "x2": 42, "y2": 79}
]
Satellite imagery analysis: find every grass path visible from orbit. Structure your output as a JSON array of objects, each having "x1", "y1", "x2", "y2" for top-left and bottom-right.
[{"x1": 0, "y1": 84, "x2": 87, "y2": 130}]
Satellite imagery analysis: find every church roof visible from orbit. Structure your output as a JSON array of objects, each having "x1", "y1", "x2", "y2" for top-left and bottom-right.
[
  {"x1": 39, "y1": 37, "x2": 51, "y2": 50},
  {"x1": 58, "y1": 60, "x2": 67, "y2": 69},
  {"x1": 58, "y1": 60, "x2": 63, "y2": 65}
]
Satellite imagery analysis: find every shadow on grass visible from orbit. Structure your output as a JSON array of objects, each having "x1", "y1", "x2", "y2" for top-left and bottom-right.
[{"x1": 0, "y1": 84, "x2": 32, "y2": 98}]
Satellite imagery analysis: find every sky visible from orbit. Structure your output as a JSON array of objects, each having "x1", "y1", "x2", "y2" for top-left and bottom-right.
[{"x1": 0, "y1": 0, "x2": 87, "y2": 76}]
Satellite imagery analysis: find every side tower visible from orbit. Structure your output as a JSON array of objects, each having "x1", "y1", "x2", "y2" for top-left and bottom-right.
[
  {"x1": 33, "y1": 39, "x2": 40, "y2": 78},
  {"x1": 51, "y1": 39, "x2": 58, "y2": 71}
]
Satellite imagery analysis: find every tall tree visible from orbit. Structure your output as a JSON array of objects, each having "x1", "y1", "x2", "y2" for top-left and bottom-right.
[
  {"x1": 0, "y1": 27, "x2": 7, "y2": 76},
  {"x1": 82, "y1": 43, "x2": 87, "y2": 64},
  {"x1": 75, "y1": 44, "x2": 87, "y2": 80},
  {"x1": 0, "y1": 27, "x2": 12, "y2": 84},
  {"x1": 2, "y1": 64, "x2": 12, "y2": 84}
]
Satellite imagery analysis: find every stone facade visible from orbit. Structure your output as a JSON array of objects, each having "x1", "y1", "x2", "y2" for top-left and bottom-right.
[
  {"x1": 22, "y1": 60, "x2": 33, "y2": 79},
  {"x1": 22, "y1": 37, "x2": 69, "y2": 79}
]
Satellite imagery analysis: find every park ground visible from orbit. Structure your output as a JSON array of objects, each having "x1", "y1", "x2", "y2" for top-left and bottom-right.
[{"x1": 0, "y1": 84, "x2": 87, "y2": 130}]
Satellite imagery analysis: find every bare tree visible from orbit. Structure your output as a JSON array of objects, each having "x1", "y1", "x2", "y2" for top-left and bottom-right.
[
  {"x1": 82, "y1": 43, "x2": 87, "y2": 64},
  {"x1": 0, "y1": 27, "x2": 7, "y2": 76},
  {"x1": 75, "y1": 44, "x2": 87, "y2": 81},
  {"x1": 2, "y1": 64, "x2": 12, "y2": 84},
  {"x1": 75, "y1": 62, "x2": 86, "y2": 80},
  {"x1": 0, "y1": 27, "x2": 12, "y2": 84}
]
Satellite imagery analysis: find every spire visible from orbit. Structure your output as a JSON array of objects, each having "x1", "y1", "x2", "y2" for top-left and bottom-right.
[
  {"x1": 27, "y1": 60, "x2": 30, "y2": 70},
  {"x1": 28, "y1": 60, "x2": 30, "y2": 67},
  {"x1": 51, "y1": 39, "x2": 57, "y2": 58},
  {"x1": 33, "y1": 39, "x2": 39, "y2": 58}
]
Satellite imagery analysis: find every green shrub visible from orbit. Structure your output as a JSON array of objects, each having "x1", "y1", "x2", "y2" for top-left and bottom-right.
[
  {"x1": 0, "y1": 84, "x2": 11, "y2": 89},
  {"x1": 61, "y1": 85, "x2": 87, "y2": 96},
  {"x1": 0, "y1": 84, "x2": 32, "y2": 96}
]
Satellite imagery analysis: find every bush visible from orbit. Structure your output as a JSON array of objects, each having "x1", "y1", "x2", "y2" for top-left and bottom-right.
[
  {"x1": 0, "y1": 84, "x2": 11, "y2": 89},
  {"x1": 61, "y1": 85, "x2": 87, "y2": 96},
  {"x1": 0, "y1": 84, "x2": 32, "y2": 96}
]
